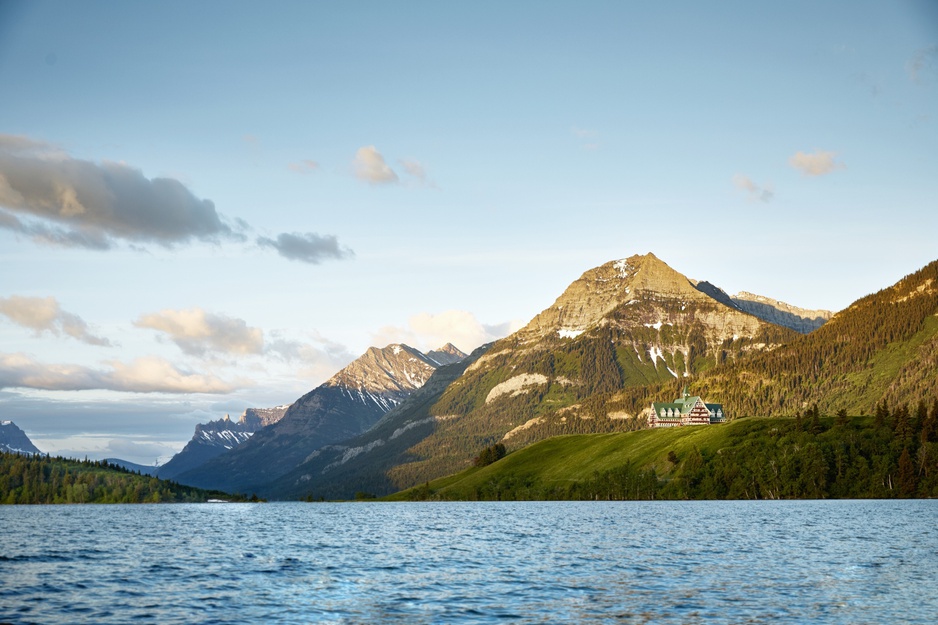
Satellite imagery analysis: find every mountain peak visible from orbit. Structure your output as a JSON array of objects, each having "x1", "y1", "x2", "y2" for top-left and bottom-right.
[
  {"x1": 515, "y1": 252, "x2": 731, "y2": 343},
  {"x1": 427, "y1": 343, "x2": 469, "y2": 366},
  {"x1": 326, "y1": 343, "x2": 439, "y2": 395}
]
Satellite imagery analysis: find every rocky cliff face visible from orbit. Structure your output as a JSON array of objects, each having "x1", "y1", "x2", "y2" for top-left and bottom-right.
[
  {"x1": 0, "y1": 421, "x2": 41, "y2": 455},
  {"x1": 172, "y1": 343, "x2": 466, "y2": 493},
  {"x1": 731, "y1": 291, "x2": 833, "y2": 334},
  {"x1": 240, "y1": 406, "x2": 290, "y2": 429}
]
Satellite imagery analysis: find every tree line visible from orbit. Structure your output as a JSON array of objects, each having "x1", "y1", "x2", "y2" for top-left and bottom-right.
[{"x1": 0, "y1": 453, "x2": 243, "y2": 504}]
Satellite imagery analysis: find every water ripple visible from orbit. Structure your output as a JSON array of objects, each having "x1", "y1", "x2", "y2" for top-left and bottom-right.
[{"x1": 1, "y1": 501, "x2": 936, "y2": 623}]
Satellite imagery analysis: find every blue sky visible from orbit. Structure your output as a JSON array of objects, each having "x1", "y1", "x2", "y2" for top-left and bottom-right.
[{"x1": 1, "y1": 1, "x2": 936, "y2": 464}]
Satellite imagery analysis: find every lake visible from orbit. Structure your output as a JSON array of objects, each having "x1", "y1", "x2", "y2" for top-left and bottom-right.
[{"x1": 1, "y1": 500, "x2": 935, "y2": 624}]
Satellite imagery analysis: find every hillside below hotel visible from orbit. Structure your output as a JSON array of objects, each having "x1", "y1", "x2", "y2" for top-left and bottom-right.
[{"x1": 649, "y1": 389, "x2": 726, "y2": 428}]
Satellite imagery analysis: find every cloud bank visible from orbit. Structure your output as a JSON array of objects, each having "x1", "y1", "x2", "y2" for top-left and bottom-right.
[
  {"x1": 0, "y1": 134, "x2": 354, "y2": 264},
  {"x1": 134, "y1": 308, "x2": 264, "y2": 356},
  {"x1": 789, "y1": 150, "x2": 843, "y2": 176},
  {"x1": 0, "y1": 135, "x2": 236, "y2": 249},
  {"x1": 0, "y1": 295, "x2": 111, "y2": 346},
  {"x1": 0, "y1": 352, "x2": 236, "y2": 393}
]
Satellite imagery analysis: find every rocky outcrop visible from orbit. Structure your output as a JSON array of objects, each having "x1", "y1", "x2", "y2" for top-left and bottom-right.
[{"x1": 240, "y1": 406, "x2": 290, "y2": 429}]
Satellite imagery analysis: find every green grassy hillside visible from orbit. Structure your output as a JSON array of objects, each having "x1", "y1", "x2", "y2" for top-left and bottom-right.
[
  {"x1": 0, "y1": 453, "x2": 251, "y2": 504},
  {"x1": 390, "y1": 405, "x2": 938, "y2": 501}
]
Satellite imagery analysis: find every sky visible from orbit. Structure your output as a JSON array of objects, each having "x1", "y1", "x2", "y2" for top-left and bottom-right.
[{"x1": 1, "y1": 1, "x2": 936, "y2": 465}]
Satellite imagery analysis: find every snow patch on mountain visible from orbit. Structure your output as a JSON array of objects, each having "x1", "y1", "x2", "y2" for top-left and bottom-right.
[{"x1": 613, "y1": 259, "x2": 635, "y2": 278}]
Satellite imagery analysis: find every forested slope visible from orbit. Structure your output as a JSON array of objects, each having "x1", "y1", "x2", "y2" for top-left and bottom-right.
[
  {"x1": 0, "y1": 453, "x2": 244, "y2": 504},
  {"x1": 393, "y1": 403, "x2": 938, "y2": 501}
]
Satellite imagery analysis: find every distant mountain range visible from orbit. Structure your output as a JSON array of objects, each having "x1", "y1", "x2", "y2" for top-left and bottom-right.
[
  {"x1": 0, "y1": 421, "x2": 41, "y2": 455},
  {"x1": 164, "y1": 252, "x2": 937, "y2": 500}
]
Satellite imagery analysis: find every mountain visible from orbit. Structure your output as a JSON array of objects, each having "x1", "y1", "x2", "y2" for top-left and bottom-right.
[
  {"x1": 157, "y1": 406, "x2": 288, "y2": 481},
  {"x1": 173, "y1": 343, "x2": 467, "y2": 494},
  {"x1": 264, "y1": 345, "x2": 488, "y2": 500},
  {"x1": 265, "y1": 253, "x2": 802, "y2": 498},
  {"x1": 0, "y1": 421, "x2": 41, "y2": 455},
  {"x1": 692, "y1": 258, "x2": 938, "y2": 416},
  {"x1": 731, "y1": 291, "x2": 833, "y2": 334}
]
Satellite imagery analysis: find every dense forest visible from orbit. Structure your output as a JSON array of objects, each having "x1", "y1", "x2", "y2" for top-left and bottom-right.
[
  {"x1": 0, "y1": 453, "x2": 248, "y2": 504},
  {"x1": 400, "y1": 401, "x2": 938, "y2": 501}
]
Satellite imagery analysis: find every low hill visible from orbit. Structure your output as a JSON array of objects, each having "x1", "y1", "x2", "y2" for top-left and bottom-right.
[
  {"x1": 0, "y1": 453, "x2": 247, "y2": 504},
  {"x1": 104, "y1": 457, "x2": 159, "y2": 476},
  {"x1": 390, "y1": 406, "x2": 938, "y2": 501}
]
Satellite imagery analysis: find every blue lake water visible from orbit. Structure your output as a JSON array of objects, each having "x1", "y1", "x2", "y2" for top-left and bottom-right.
[{"x1": 1, "y1": 500, "x2": 935, "y2": 624}]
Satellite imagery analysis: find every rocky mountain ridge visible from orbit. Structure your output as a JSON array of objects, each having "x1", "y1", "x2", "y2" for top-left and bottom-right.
[
  {"x1": 172, "y1": 343, "x2": 466, "y2": 493},
  {"x1": 731, "y1": 291, "x2": 833, "y2": 334}
]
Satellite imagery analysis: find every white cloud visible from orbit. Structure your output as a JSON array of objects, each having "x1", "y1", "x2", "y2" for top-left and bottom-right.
[
  {"x1": 0, "y1": 352, "x2": 237, "y2": 393},
  {"x1": 789, "y1": 150, "x2": 844, "y2": 176},
  {"x1": 353, "y1": 145, "x2": 398, "y2": 184},
  {"x1": 0, "y1": 295, "x2": 111, "y2": 346},
  {"x1": 371, "y1": 310, "x2": 525, "y2": 354},
  {"x1": 0, "y1": 135, "x2": 238, "y2": 249},
  {"x1": 134, "y1": 308, "x2": 264, "y2": 357},
  {"x1": 256, "y1": 231, "x2": 354, "y2": 264},
  {"x1": 732, "y1": 174, "x2": 774, "y2": 203},
  {"x1": 266, "y1": 333, "x2": 355, "y2": 383},
  {"x1": 105, "y1": 357, "x2": 238, "y2": 393}
]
